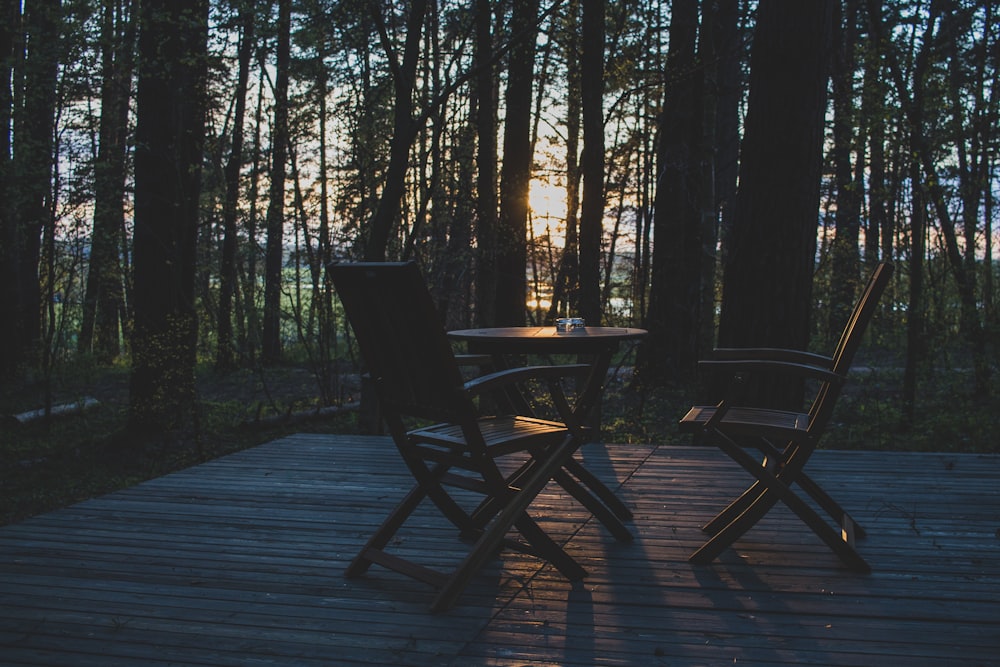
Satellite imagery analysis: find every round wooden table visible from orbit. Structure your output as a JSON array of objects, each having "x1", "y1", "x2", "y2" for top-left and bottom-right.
[
  {"x1": 448, "y1": 325, "x2": 647, "y2": 354},
  {"x1": 448, "y1": 325, "x2": 647, "y2": 435},
  {"x1": 449, "y1": 325, "x2": 646, "y2": 523}
]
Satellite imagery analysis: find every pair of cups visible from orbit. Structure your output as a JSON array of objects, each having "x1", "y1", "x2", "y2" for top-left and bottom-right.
[{"x1": 555, "y1": 317, "x2": 585, "y2": 333}]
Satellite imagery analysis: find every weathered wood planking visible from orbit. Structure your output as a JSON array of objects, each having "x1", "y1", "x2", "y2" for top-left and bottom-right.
[{"x1": 0, "y1": 433, "x2": 997, "y2": 666}]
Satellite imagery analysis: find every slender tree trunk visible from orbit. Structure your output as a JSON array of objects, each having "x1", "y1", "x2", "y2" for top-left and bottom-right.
[
  {"x1": 0, "y1": 0, "x2": 21, "y2": 380},
  {"x1": 697, "y1": 0, "x2": 720, "y2": 359},
  {"x1": 868, "y1": 0, "x2": 930, "y2": 422},
  {"x1": 474, "y1": 0, "x2": 498, "y2": 327},
  {"x1": 364, "y1": 0, "x2": 428, "y2": 261},
  {"x1": 129, "y1": 0, "x2": 208, "y2": 433},
  {"x1": 644, "y1": 0, "x2": 700, "y2": 383},
  {"x1": 577, "y1": 0, "x2": 604, "y2": 326},
  {"x1": 547, "y1": 0, "x2": 581, "y2": 323},
  {"x1": 441, "y1": 116, "x2": 475, "y2": 330},
  {"x1": 862, "y1": 10, "x2": 888, "y2": 266},
  {"x1": 216, "y1": 0, "x2": 255, "y2": 371},
  {"x1": 9, "y1": 0, "x2": 60, "y2": 376},
  {"x1": 261, "y1": 0, "x2": 291, "y2": 363},
  {"x1": 633, "y1": 93, "x2": 652, "y2": 324},
  {"x1": 985, "y1": 152, "x2": 994, "y2": 333},
  {"x1": 242, "y1": 61, "x2": 267, "y2": 364},
  {"x1": 80, "y1": 0, "x2": 134, "y2": 363},
  {"x1": 495, "y1": 0, "x2": 538, "y2": 326},
  {"x1": 983, "y1": 4, "x2": 997, "y2": 333},
  {"x1": 714, "y1": 0, "x2": 741, "y2": 277},
  {"x1": 903, "y1": 160, "x2": 928, "y2": 425},
  {"x1": 314, "y1": 26, "x2": 337, "y2": 399},
  {"x1": 828, "y1": 0, "x2": 861, "y2": 340}
]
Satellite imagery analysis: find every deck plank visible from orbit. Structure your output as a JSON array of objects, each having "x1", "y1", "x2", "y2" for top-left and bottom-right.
[{"x1": 1, "y1": 433, "x2": 998, "y2": 666}]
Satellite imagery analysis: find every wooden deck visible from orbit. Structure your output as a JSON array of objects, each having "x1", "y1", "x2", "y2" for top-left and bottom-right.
[{"x1": 1, "y1": 433, "x2": 997, "y2": 666}]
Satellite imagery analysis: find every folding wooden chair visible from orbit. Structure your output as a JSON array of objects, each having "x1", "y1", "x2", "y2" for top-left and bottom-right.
[
  {"x1": 328, "y1": 261, "x2": 626, "y2": 611},
  {"x1": 679, "y1": 262, "x2": 893, "y2": 572}
]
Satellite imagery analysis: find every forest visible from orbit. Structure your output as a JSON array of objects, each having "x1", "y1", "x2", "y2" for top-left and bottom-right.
[{"x1": 1, "y1": 0, "x2": 998, "y2": 469}]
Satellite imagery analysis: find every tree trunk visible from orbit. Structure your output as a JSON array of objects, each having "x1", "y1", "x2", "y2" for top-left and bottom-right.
[
  {"x1": 495, "y1": 0, "x2": 538, "y2": 327},
  {"x1": 714, "y1": 0, "x2": 741, "y2": 275},
  {"x1": 861, "y1": 9, "x2": 889, "y2": 267},
  {"x1": 546, "y1": 0, "x2": 581, "y2": 324},
  {"x1": 643, "y1": 0, "x2": 700, "y2": 383},
  {"x1": 242, "y1": 63, "x2": 267, "y2": 364},
  {"x1": 313, "y1": 16, "x2": 337, "y2": 400},
  {"x1": 261, "y1": 0, "x2": 291, "y2": 364},
  {"x1": 577, "y1": 0, "x2": 604, "y2": 326},
  {"x1": 697, "y1": 0, "x2": 720, "y2": 363},
  {"x1": 827, "y1": 0, "x2": 861, "y2": 342},
  {"x1": 9, "y1": 0, "x2": 60, "y2": 376},
  {"x1": 474, "y1": 0, "x2": 498, "y2": 327},
  {"x1": 80, "y1": 0, "x2": 134, "y2": 363},
  {"x1": 129, "y1": 0, "x2": 208, "y2": 433},
  {"x1": 216, "y1": 0, "x2": 255, "y2": 371},
  {"x1": 717, "y1": 0, "x2": 835, "y2": 409},
  {"x1": 440, "y1": 118, "x2": 475, "y2": 330},
  {"x1": 364, "y1": 0, "x2": 428, "y2": 261},
  {"x1": 0, "y1": 0, "x2": 21, "y2": 380},
  {"x1": 903, "y1": 160, "x2": 927, "y2": 425}
]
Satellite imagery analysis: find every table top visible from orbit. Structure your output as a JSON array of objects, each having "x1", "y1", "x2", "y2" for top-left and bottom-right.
[{"x1": 448, "y1": 326, "x2": 647, "y2": 346}]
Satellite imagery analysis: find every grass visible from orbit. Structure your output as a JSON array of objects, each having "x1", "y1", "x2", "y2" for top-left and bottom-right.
[{"x1": 2, "y1": 357, "x2": 997, "y2": 528}]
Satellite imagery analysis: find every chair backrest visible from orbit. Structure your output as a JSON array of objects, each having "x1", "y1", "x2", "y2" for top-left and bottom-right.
[
  {"x1": 809, "y1": 261, "x2": 894, "y2": 427},
  {"x1": 829, "y1": 262, "x2": 894, "y2": 376},
  {"x1": 327, "y1": 261, "x2": 473, "y2": 424}
]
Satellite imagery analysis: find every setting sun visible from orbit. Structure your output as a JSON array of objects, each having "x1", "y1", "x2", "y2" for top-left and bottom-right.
[{"x1": 528, "y1": 179, "x2": 567, "y2": 241}]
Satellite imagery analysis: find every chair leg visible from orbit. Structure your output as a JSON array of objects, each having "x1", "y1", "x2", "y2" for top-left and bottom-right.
[
  {"x1": 701, "y1": 448, "x2": 777, "y2": 535},
  {"x1": 752, "y1": 438, "x2": 869, "y2": 541},
  {"x1": 701, "y1": 478, "x2": 767, "y2": 536},
  {"x1": 693, "y1": 428, "x2": 870, "y2": 573},
  {"x1": 404, "y1": 458, "x2": 480, "y2": 532},
  {"x1": 690, "y1": 484, "x2": 783, "y2": 565},
  {"x1": 795, "y1": 470, "x2": 867, "y2": 540},
  {"x1": 466, "y1": 452, "x2": 633, "y2": 542},
  {"x1": 773, "y1": 480, "x2": 871, "y2": 573},
  {"x1": 346, "y1": 483, "x2": 428, "y2": 577},
  {"x1": 430, "y1": 438, "x2": 586, "y2": 612},
  {"x1": 692, "y1": 482, "x2": 870, "y2": 574}
]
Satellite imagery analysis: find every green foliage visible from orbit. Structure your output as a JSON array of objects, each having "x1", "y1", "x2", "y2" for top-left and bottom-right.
[{"x1": 828, "y1": 368, "x2": 1000, "y2": 453}]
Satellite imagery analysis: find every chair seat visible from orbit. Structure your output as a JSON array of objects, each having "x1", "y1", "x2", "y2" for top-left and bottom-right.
[
  {"x1": 412, "y1": 415, "x2": 569, "y2": 454},
  {"x1": 680, "y1": 405, "x2": 811, "y2": 440}
]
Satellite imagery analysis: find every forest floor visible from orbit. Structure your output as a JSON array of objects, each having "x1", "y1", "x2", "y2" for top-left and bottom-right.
[
  {"x1": 1, "y1": 358, "x2": 997, "y2": 527},
  {"x1": 0, "y1": 363, "x2": 363, "y2": 526}
]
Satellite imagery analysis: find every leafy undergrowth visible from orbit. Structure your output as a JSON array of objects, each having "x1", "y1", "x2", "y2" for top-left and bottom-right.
[{"x1": 2, "y1": 361, "x2": 997, "y2": 527}]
